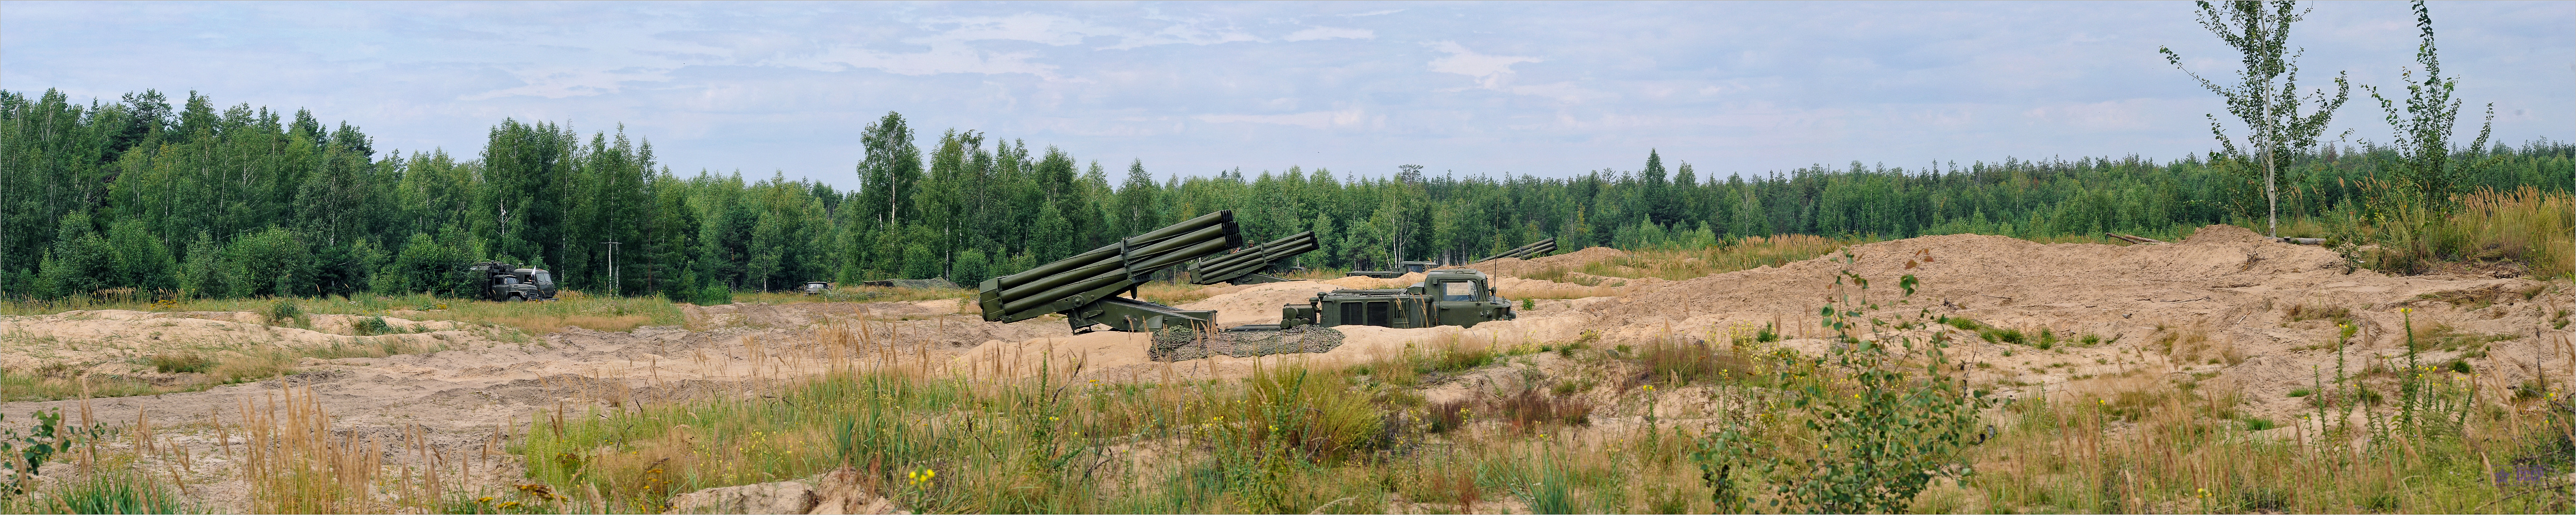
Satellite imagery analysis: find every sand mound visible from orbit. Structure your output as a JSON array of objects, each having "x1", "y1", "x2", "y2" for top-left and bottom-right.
[
  {"x1": 1321, "y1": 272, "x2": 1423, "y2": 289},
  {"x1": 2181, "y1": 224, "x2": 2279, "y2": 245},
  {"x1": 1566, "y1": 229, "x2": 2563, "y2": 423},
  {"x1": 1176, "y1": 281, "x2": 1343, "y2": 325},
  {"x1": 0, "y1": 310, "x2": 472, "y2": 375}
]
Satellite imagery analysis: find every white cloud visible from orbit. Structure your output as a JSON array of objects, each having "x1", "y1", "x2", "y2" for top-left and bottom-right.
[
  {"x1": 928, "y1": 13, "x2": 1123, "y2": 46},
  {"x1": 1427, "y1": 41, "x2": 1540, "y2": 89},
  {"x1": 465, "y1": 66, "x2": 674, "y2": 99},
  {"x1": 1284, "y1": 26, "x2": 1373, "y2": 42},
  {"x1": 1194, "y1": 108, "x2": 1374, "y2": 130},
  {"x1": 772, "y1": 42, "x2": 1061, "y2": 78},
  {"x1": 1507, "y1": 82, "x2": 1614, "y2": 104}
]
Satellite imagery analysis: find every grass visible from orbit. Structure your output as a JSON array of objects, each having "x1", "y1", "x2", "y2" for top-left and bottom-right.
[
  {"x1": 0, "y1": 338, "x2": 446, "y2": 402},
  {"x1": 2277, "y1": 186, "x2": 2575, "y2": 280},
  {"x1": 732, "y1": 285, "x2": 978, "y2": 305},
  {"x1": 1, "y1": 468, "x2": 184, "y2": 514},
  {"x1": 2, "y1": 290, "x2": 684, "y2": 335},
  {"x1": 1529, "y1": 234, "x2": 1855, "y2": 283},
  {"x1": 1955, "y1": 379, "x2": 2568, "y2": 513},
  {"x1": 487, "y1": 322, "x2": 1740, "y2": 514}
]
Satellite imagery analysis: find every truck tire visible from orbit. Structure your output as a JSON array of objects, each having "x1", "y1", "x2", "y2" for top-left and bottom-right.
[{"x1": 505, "y1": 295, "x2": 523, "y2": 303}]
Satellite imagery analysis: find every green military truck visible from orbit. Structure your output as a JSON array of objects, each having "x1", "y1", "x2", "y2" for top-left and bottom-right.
[
  {"x1": 1281, "y1": 268, "x2": 1514, "y2": 329},
  {"x1": 466, "y1": 261, "x2": 556, "y2": 302}
]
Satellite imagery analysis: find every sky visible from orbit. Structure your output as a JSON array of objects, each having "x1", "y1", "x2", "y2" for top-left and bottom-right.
[{"x1": 3, "y1": 1, "x2": 2568, "y2": 187}]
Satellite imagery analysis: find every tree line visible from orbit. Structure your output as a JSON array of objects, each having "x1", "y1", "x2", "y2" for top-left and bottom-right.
[{"x1": 4, "y1": 88, "x2": 2570, "y2": 301}]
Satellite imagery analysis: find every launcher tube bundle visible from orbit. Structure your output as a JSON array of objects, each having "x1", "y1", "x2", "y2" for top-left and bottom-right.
[
  {"x1": 1475, "y1": 238, "x2": 1557, "y2": 263},
  {"x1": 978, "y1": 210, "x2": 1244, "y2": 333},
  {"x1": 1190, "y1": 231, "x2": 1318, "y2": 285}
]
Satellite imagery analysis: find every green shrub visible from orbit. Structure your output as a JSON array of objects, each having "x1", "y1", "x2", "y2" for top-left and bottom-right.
[
  {"x1": 696, "y1": 284, "x2": 732, "y2": 305},
  {"x1": 352, "y1": 315, "x2": 395, "y2": 336},
  {"x1": 11, "y1": 469, "x2": 182, "y2": 514},
  {"x1": 1692, "y1": 265, "x2": 1982, "y2": 513},
  {"x1": 266, "y1": 298, "x2": 304, "y2": 326},
  {"x1": 148, "y1": 352, "x2": 214, "y2": 374}
]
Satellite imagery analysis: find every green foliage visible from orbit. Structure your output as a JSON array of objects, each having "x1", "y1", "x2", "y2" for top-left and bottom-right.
[
  {"x1": 6, "y1": 468, "x2": 182, "y2": 514},
  {"x1": 2363, "y1": 1, "x2": 2495, "y2": 215},
  {"x1": 1, "y1": 408, "x2": 82, "y2": 496},
  {"x1": 266, "y1": 297, "x2": 305, "y2": 326},
  {"x1": 149, "y1": 352, "x2": 215, "y2": 373},
  {"x1": 2159, "y1": 0, "x2": 2351, "y2": 236},
  {"x1": 3, "y1": 85, "x2": 2570, "y2": 301},
  {"x1": 694, "y1": 283, "x2": 731, "y2": 306},
  {"x1": 1692, "y1": 261, "x2": 1982, "y2": 513},
  {"x1": 352, "y1": 315, "x2": 395, "y2": 336}
]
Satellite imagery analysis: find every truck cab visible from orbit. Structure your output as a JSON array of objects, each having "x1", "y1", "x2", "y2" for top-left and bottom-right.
[{"x1": 1422, "y1": 269, "x2": 1513, "y2": 328}]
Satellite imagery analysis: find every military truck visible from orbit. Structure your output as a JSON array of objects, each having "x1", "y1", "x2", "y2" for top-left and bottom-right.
[
  {"x1": 1345, "y1": 261, "x2": 1436, "y2": 279},
  {"x1": 466, "y1": 261, "x2": 556, "y2": 302},
  {"x1": 1280, "y1": 268, "x2": 1514, "y2": 329}
]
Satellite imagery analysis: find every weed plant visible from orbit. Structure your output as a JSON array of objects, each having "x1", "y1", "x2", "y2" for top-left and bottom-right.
[
  {"x1": 1691, "y1": 255, "x2": 1984, "y2": 513},
  {"x1": 0, "y1": 468, "x2": 181, "y2": 514}
]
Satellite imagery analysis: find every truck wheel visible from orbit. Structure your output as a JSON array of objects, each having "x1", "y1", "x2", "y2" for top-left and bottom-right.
[{"x1": 505, "y1": 295, "x2": 523, "y2": 303}]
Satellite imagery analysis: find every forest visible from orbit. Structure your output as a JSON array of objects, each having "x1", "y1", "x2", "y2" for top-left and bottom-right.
[{"x1": 4, "y1": 88, "x2": 2571, "y2": 302}]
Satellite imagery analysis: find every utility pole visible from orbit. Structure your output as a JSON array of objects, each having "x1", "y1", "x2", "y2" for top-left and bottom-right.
[{"x1": 602, "y1": 241, "x2": 621, "y2": 297}]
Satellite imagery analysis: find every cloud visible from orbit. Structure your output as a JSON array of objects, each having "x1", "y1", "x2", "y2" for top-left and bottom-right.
[
  {"x1": 1284, "y1": 26, "x2": 1372, "y2": 42},
  {"x1": 1427, "y1": 41, "x2": 1540, "y2": 89},
  {"x1": 1194, "y1": 108, "x2": 1375, "y2": 130},
  {"x1": 465, "y1": 65, "x2": 675, "y2": 99},
  {"x1": 4, "y1": 1, "x2": 2564, "y2": 187},
  {"x1": 1507, "y1": 82, "x2": 1615, "y2": 104},
  {"x1": 771, "y1": 42, "x2": 1061, "y2": 78}
]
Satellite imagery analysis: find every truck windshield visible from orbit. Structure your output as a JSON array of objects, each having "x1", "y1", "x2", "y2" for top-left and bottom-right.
[
  {"x1": 1440, "y1": 281, "x2": 1476, "y2": 301},
  {"x1": 535, "y1": 272, "x2": 552, "y2": 284}
]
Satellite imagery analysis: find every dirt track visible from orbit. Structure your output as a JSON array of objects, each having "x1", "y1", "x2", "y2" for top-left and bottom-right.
[{"x1": 4, "y1": 225, "x2": 2571, "y2": 512}]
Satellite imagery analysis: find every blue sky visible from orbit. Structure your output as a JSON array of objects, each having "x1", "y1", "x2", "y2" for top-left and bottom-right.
[{"x1": 3, "y1": 1, "x2": 2567, "y2": 186}]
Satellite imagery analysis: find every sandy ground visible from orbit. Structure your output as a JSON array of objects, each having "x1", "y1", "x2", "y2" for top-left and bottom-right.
[{"x1": 5, "y1": 224, "x2": 2571, "y2": 512}]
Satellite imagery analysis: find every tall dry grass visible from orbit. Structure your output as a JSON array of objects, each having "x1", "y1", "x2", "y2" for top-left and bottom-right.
[
  {"x1": 2281, "y1": 185, "x2": 2575, "y2": 279},
  {"x1": 240, "y1": 385, "x2": 380, "y2": 513},
  {"x1": 2455, "y1": 186, "x2": 2574, "y2": 279},
  {"x1": 1, "y1": 339, "x2": 446, "y2": 402},
  {"x1": 1565, "y1": 234, "x2": 1853, "y2": 282}
]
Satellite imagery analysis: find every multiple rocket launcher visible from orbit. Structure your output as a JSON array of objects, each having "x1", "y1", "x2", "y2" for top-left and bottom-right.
[{"x1": 974, "y1": 210, "x2": 1552, "y2": 334}]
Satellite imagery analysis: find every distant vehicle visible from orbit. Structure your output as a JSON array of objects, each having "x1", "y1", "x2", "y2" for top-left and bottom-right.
[
  {"x1": 802, "y1": 281, "x2": 833, "y2": 295},
  {"x1": 1282, "y1": 268, "x2": 1514, "y2": 329},
  {"x1": 1345, "y1": 261, "x2": 1436, "y2": 279},
  {"x1": 466, "y1": 261, "x2": 556, "y2": 302}
]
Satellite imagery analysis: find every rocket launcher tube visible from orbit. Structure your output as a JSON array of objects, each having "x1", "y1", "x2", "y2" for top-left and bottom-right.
[
  {"x1": 1192, "y1": 231, "x2": 1317, "y2": 284},
  {"x1": 1198, "y1": 235, "x2": 1315, "y2": 277},
  {"x1": 989, "y1": 210, "x2": 1234, "y2": 291},
  {"x1": 1200, "y1": 241, "x2": 1317, "y2": 279},
  {"x1": 994, "y1": 227, "x2": 1232, "y2": 315},
  {"x1": 990, "y1": 224, "x2": 1234, "y2": 306},
  {"x1": 995, "y1": 237, "x2": 1236, "y2": 321}
]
